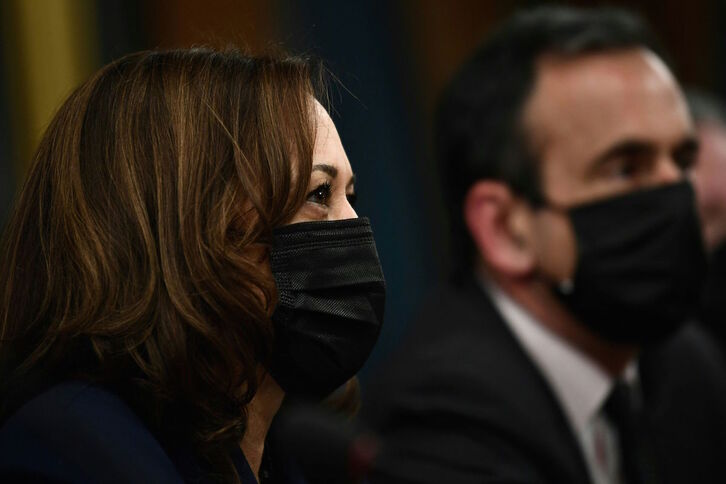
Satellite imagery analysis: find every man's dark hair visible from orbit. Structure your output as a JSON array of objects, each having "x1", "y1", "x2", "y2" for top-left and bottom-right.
[{"x1": 436, "y1": 6, "x2": 666, "y2": 270}]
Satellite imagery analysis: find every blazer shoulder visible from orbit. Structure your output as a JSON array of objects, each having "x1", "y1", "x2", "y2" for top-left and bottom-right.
[{"x1": 0, "y1": 381, "x2": 183, "y2": 483}]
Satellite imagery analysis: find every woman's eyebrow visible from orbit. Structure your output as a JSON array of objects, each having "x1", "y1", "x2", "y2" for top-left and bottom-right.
[{"x1": 313, "y1": 163, "x2": 338, "y2": 178}]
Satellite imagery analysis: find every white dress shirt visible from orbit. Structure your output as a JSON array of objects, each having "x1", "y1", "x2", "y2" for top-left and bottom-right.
[{"x1": 481, "y1": 277, "x2": 637, "y2": 484}]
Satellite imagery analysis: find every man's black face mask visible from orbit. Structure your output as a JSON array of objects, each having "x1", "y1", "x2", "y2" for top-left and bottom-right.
[{"x1": 550, "y1": 180, "x2": 707, "y2": 345}]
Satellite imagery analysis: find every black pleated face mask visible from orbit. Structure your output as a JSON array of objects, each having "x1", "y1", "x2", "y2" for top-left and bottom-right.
[
  {"x1": 554, "y1": 180, "x2": 708, "y2": 345},
  {"x1": 268, "y1": 217, "x2": 385, "y2": 398}
]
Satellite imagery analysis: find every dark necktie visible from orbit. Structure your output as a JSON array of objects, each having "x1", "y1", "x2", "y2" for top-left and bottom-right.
[{"x1": 604, "y1": 380, "x2": 659, "y2": 484}]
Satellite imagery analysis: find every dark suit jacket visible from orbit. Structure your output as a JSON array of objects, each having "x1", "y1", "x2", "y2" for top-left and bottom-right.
[
  {"x1": 363, "y1": 275, "x2": 726, "y2": 484},
  {"x1": 0, "y1": 381, "x2": 257, "y2": 483},
  {"x1": 701, "y1": 243, "x2": 726, "y2": 348}
]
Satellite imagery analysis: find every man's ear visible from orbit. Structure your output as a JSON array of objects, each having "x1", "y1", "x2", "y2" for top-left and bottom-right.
[{"x1": 463, "y1": 181, "x2": 537, "y2": 277}]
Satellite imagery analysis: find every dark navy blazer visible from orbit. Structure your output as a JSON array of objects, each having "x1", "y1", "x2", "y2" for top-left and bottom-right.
[{"x1": 0, "y1": 381, "x2": 257, "y2": 483}]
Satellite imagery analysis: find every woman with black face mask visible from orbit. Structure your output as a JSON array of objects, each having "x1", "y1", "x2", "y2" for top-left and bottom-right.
[{"x1": 0, "y1": 48, "x2": 385, "y2": 483}]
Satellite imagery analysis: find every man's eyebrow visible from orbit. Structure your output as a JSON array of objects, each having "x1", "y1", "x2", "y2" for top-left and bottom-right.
[
  {"x1": 672, "y1": 136, "x2": 700, "y2": 169},
  {"x1": 672, "y1": 136, "x2": 699, "y2": 155},
  {"x1": 313, "y1": 163, "x2": 338, "y2": 178},
  {"x1": 587, "y1": 139, "x2": 657, "y2": 175}
]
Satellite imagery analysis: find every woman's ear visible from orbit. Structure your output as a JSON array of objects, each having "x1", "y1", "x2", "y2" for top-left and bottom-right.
[{"x1": 463, "y1": 181, "x2": 537, "y2": 277}]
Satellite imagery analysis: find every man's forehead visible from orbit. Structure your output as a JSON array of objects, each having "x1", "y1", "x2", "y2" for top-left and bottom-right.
[
  {"x1": 536, "y1": 47, "x2": 670, "y2": 82},
  {"x1": 523, "y1": 47, "x2": 689, "y2": 153}
]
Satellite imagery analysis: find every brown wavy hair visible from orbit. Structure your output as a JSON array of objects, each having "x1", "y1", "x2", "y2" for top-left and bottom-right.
[{"x1": 0, "y1": 48, "x2": 322, "y2": 481}]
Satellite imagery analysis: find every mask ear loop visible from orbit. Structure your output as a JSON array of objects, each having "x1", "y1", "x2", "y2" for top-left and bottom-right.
[{"x1": 527, "y1": 195, "x2": 577, "y2": 295}]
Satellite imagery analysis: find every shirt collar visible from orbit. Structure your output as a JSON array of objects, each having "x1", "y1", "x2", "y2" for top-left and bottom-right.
[{"x1": 478, "y1": 275, "x2": 633, "y2": 435}]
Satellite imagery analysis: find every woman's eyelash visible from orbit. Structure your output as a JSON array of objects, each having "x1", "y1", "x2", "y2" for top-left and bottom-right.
[{"x1": 307, "y1": 181, "x2": 332, "y2": 205}]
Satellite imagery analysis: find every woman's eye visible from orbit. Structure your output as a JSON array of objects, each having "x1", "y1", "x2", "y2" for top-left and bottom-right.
[{"x1": 307, "y1": 182, "x2": 332, "y2": 206}]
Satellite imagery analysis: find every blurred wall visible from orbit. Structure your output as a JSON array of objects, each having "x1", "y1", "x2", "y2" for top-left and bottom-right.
[
  {"x1": 0, "y1": 0, "x2": 723, "y2": 380},
  {"x1": 1, "y1": 0, "x2": 100, "y2": 224},
  {"x1": 0, "y1": 18, "x2": 12, "y2": 228}
]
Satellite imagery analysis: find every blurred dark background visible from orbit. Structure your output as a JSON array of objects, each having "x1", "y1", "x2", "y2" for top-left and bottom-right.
[{"x1": 0, "y1": 0, "x2": 724, "y2": 383}]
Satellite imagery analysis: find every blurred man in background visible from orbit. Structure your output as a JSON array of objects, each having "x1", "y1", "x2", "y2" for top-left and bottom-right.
[
  {"x1": 688, "y1": 90, "x2": 726, "y2": 252},
  {"x1": 365, "y1": 7, "x2": 726, "y2": 484},
  {"x1": 687, "y1": 89, "x2": 726, "y2": 348}
]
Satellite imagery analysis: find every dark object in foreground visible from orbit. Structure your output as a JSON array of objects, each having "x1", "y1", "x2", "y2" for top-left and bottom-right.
[{"x1": 269, "y1": 402, "x2": 379, "y2": 484}]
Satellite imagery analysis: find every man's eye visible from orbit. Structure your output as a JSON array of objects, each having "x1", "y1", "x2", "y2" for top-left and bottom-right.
[
  {"x1": 607, "y1": 155, "x2": 650, "y2": 180},
  {"x1": 673, "y1": 146, "x2": 698, "y2": 171},
  {"x1": 614, "y1": 160, "x2": 640, "y2": 178},
  {"x1": 307, "y1": 182, "x2": 332, "y2": 205}
]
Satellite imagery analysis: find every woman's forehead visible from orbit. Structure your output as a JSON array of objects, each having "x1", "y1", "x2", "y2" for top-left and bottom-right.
[{"x1": 313, "y1": 102, "x2": 354, "y2": 181}]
